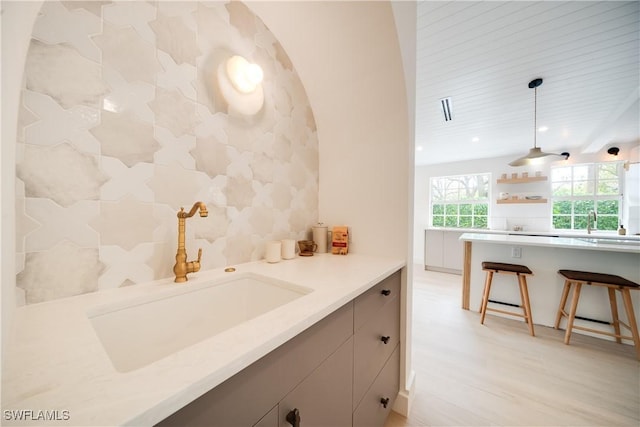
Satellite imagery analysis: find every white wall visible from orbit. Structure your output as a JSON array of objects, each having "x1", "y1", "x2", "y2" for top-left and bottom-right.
[
  {"x1": 246, "y1": 1, "x2": 414, "y2": 413},
  {"x1": 391, "y1": 0, "x2": 417, "y2": 414},
  {"x1": 625, "y1": 145, "x2": 640, "y2": 235},
  {"x1": 414, "y1": 144, "x2": 640, "y2": 264},
  {"x1": 1, "y1": 0, "x2": 43, "y2": 370},
  {"x1": 248, "y1": 1, "x2": 410, "y2": 258}
]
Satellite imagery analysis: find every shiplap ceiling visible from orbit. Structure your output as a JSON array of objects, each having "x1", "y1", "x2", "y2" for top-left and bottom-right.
[{"x1": 414, "y1": 1, "x2": 640, "y2": 165}]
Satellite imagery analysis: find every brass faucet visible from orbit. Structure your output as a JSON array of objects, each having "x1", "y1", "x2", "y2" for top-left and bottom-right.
[{"x1": 173, "y1": 202, "x2": 208, "y2": 283}]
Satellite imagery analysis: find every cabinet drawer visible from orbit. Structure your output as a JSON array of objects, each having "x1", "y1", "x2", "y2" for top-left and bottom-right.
[
  {"x1": 279, "y1": 336, "x2": 353, "y2": 427},
  {"x1": 156, "y1": 343, "x2": 280, "y2": 427},
  {"x1": 277, "y1": 301, "x2": 353, "y2": 395},
  {"x1": 157, "y1": 302, "x2": 353, "y2": 427},
  {"x1": 353, "y1": 345, "x2": 400, "y2": 427},
  {"x1": 253, "y1": 405, "x2": 278, "y2": 427},
  {"x1": 353, "y1": 291, "x2": 400, "y2": 407},
  {"x1": 354, "y1": 271, "x2": 400, "y2": 331}
]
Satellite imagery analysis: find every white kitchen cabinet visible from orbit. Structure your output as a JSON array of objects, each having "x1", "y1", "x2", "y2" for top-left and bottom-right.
[
  {"x1": 442, "y1": 231, "x2": 464, "y2": 271},
  {"x1": 424, "y1": 229, "x2": 463, "y2": 273},
  {"x1": 424, "y1": 230, "x2": 444, "y2": 269}
]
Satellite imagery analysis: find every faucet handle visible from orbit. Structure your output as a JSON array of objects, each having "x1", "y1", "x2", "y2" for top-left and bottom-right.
[{"x1": 185, "y1": 248, "x2": 203, "y2": 275}]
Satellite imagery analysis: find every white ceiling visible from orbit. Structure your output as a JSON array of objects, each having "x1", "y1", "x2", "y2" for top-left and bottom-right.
[{"x1": 414, "y1": 1, "x2": 640, "y2": 166}]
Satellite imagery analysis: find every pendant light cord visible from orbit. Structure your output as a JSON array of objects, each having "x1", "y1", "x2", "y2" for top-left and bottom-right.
[{"x1": 533, "y1": 86, "x2": 537, "y2": 149}]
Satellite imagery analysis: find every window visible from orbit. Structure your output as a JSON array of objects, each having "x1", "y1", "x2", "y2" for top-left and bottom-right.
[
  {"x1": 551, "y1": 162, "x2": 623, "y2": 231},
  {"x1": 430, "y1": 173, "x2": 490, "y2": 229}
]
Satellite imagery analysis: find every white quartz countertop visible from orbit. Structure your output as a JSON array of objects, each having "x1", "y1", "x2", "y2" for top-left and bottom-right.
[
  {"x1": 459, "y1": 232, "x2": 640, "y2": 254},
  {"x1": 2, "y1": 254, "x2": 405, "y2": 426},
  {"x1": 429, "y1": 227, "x2": 640, "y2": 240}
]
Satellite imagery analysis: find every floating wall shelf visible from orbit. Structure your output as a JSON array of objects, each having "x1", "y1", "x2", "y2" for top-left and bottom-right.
[
  {"x1": 497, "y1": 176, "x2": 548, "y2": 184},
  {"x1": 496, "y1": 198, "x2": 547, "y2": 204}
]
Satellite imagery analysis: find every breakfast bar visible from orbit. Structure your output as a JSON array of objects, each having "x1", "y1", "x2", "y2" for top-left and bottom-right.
[{"x1": 459, "y1": 233, "x2": 640, "y2": 337}]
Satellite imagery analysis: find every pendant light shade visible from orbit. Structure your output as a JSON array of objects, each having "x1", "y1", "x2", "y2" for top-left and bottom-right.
[
  {"x1": 509, "y1": 78, "x2": 567, "y2": 167},
  {"x1": 509, "y1": 147, "x2": 566, "y2": 166}
]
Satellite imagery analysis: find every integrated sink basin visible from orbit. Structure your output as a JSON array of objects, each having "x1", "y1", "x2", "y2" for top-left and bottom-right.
[
  {"x1": 578, "y1": 238, "x2": 640, "y2": 247},
  {"x1": 88, "y1": 273, "x2": 312, "y2": 372}
]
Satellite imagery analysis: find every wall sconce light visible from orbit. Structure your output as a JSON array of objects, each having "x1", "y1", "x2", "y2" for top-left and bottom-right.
[
  {"x1": 217, "y1": 55, "x2": 264, "y2": 115},
  {"x1": 226, "y1": 55, "x2": 263, "y2": 94},
  {"x1": 607, "y1": 146, "x2": 620, "y2": 156}
]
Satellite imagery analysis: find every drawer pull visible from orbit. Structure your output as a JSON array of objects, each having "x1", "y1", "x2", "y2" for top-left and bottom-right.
[
  {"x1": 380, "y1": 335, "x2": 390, "y2": 344},
  {"x1": 286, "y1": 408, "x2": 301, "y2": 427},
  {"x1": 381, "y1": 289, "x2": 391, "y2": 296},
  {"x1": 380, "y1": 397, "x2": 390, "y2": 408}
]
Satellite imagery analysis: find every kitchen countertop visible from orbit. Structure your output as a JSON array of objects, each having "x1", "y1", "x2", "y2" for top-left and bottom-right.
[
  {"x1": 458, "y1": 232, "x2": 639, "y2": 326},
  {"x1": 2, "y1": 254, "x2": 405, "y2": 426},
  {"x1": 429, "y1": 227, "x2": 640, "y2": 240},
  {"x1": 459, "y1": 232, "x2": 640, "y2": 254}
]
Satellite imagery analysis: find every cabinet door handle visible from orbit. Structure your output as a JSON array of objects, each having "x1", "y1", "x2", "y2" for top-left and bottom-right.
[
  {"x1": 286, "y1": 408, "x2": 300, "y2": 427},
  {"x1": 380, "y1": 397, "x2": 390, "y2": 408},
  {"x1": 380, "y1": 335, "x2": 390, "y2": 344},
  {"x1": 381, "y1": 289, "x2": 391, "y2": 296}
]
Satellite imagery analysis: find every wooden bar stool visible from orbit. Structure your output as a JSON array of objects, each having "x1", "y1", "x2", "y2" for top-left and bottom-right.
[
  {"x1": 555, "y1": 270, "x2": 640, "y2": 360},
  {"x1": 480, "y1": 261, "x2": 535, "y2": 336}
]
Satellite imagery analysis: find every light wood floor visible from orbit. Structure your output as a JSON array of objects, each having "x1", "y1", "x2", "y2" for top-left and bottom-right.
[{"x1": 385, "y1": 267, "x2": 640, "y2": 427}]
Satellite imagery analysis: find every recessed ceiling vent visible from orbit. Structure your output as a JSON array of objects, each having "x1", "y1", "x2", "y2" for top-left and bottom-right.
[{"x1": 440, "y1": 97, "x2": 453, "y2": 122}]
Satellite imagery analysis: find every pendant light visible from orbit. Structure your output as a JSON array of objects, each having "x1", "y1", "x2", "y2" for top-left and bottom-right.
[{"x1": 509, "y1": 78, "x2": 567, "y2": 166}]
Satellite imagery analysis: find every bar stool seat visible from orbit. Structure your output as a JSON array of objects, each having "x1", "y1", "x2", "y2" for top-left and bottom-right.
[
  {"x1": 555, "y1": 269, "x2": 640, "y2": 360},
  {"x1": 480, "y1": 261, "x2": 535, "y2": 336}
]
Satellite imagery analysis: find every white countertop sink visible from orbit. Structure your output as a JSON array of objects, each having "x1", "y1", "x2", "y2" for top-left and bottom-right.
[
  {"x1": 3, "y1": 254, "x2": 405, "y2": 426},
  {"x1": 88, "y1": 273, "x2": 312, "y2": 373},
  {"x1": 577, "y1": 238, "x2": 640, "y2": 247}
]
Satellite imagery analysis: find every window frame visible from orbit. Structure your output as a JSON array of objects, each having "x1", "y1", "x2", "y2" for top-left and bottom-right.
[
  {"x1": 429, "y1": 173, "x2": 491, "y2": 229},
  {"x1": 550, "y1": 161, "x2": 624, "y2": 232}
]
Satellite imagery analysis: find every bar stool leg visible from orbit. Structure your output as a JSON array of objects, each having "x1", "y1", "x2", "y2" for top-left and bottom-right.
[
  {"x1": 607, "y1": 287, "x2": 622, "y2": 344},
  {"x1": 564, "y1": 282, "x2": 582, "y2": 345},
  {"x1": 518, "y1": 276, "x2": 527, "y2": 324},
  {"x1": 620, "y1": 288, "x2": 640, "y2": 360},
  {"x1": 555, "y1": 280, "x2": 571, "y2": 329},
  {"x1": 480, "y1": 271, "x2": 493, "y2": 324},
  {"x1": 519, "y1": 275, "x2": 535, "y2": 336}
]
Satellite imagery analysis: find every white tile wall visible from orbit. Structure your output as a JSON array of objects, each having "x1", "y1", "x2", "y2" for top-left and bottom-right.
[{"x1": 16, "y1": 0, "x2": 319, "y2": 304}]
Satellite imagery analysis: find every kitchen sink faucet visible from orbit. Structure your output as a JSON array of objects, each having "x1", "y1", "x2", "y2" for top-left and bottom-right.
[
  {"x1": 173, "y1": 202, "x2": 208, "y2": 282},
  {"x1": 587, "y1": 210, "x2": 597, "y2": 234}
]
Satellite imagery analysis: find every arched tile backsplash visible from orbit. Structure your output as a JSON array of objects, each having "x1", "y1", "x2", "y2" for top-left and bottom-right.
[{"x1": 15, "y1": 0, "x2": 318, "y2": 304}]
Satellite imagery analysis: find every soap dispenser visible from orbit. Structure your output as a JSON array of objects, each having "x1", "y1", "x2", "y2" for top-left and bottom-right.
[{"x1": 618, "y1": 225, "x2": 627, "y2": 236}]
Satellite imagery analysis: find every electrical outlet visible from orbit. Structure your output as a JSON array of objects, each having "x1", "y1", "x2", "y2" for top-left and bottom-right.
[{"x1": 511, "y1": 247, "x2": 522, "y2": 258}]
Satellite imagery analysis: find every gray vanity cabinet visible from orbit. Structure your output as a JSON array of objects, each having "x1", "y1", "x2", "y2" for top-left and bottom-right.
[
  {"x1": 353, "y1": 346, "x2": 400, "y2": 427},
  {"x1": 278, "y1": 337, "x2": 353, "y2": 427},
  {"x1": 157, "y1": 302, "x2": 353, "y2": 427},
  {"x1": 353, "y1": 271, "x2": 401, "y2": 426},
  {"x1": 156, "y1": 270, "x2": 401, "y2": 427},
  {"x1": 253, "y1": 406, "x2": 278, "y2": 427}
]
